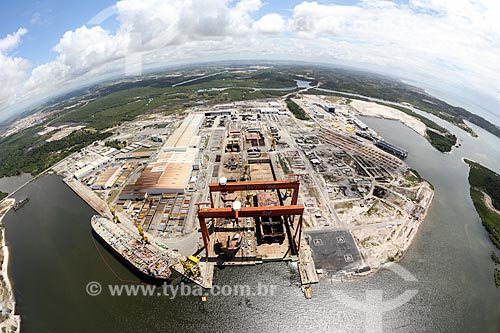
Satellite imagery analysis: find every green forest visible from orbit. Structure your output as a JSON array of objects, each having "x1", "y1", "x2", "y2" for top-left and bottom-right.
[
  {"x1": 466, "y1": 159, "x2": 500, "y2": 250},
  {"x1": 0, "y1": 129, "x2": 111, "y2": 177},
  {"x1": 285, "y1": 98, "x2": 310, "y2": 120}
]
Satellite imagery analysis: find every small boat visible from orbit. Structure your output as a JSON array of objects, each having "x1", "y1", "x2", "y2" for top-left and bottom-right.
[{"x1": 13, "y1": 197, "x2": 29, "y2": 211}]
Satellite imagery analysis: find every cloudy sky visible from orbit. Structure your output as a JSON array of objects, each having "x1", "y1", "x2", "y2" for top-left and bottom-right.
[{"x1": 1, "y1": 0, "x2": 499, "y2": 124}]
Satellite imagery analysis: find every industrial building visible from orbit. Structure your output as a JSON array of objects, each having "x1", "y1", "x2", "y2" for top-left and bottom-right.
[
  {"x1": 91, "y1": 166, "x2": 122, "y2": 190},
  {"x1": 258, "y1": 107, "x2": 280, "y2": 114},
  {"x1": 115, "y1": 151, "x2": 153, "y2": 160},
  {"x1": 268, "y1": 101, "x2": 281, "y2": 108},
  {"x1": 316, "y1": 103, "x2": 336, "y2": 113},
  {"x1": 375, "y1": 140, "x2": 408, "y2": 159},
  {"x1": 119, "y1": 113, "x2": 204, "y2": 198},
  {"x1": 164, "y1": 113, "x2": 204, "y2": 150},
  {"x1": 73, "y1": 165, "x2": 95, "y2": 180}
]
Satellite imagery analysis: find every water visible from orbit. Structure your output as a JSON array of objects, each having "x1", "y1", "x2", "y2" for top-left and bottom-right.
[
  {"x1": 3, "y1": 115, "x2": 500, "y2": 332},
  {"x1": 0, "y1": 174, "x2": 33, "y2": 194},
  {"x1": 295, "y1": 80, "x2": 312, "y2": 88}
]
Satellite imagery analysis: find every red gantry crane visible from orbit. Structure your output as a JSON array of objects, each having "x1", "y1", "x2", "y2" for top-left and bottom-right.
[{"x1": 197, "y1": 178, "x2": 304, "y2": 262}]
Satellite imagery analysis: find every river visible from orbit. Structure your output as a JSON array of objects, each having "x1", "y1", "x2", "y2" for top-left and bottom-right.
[
  {"x1": 3, "y1": 109, "x2": 500, "y2": 331},
  {"x1": 0, "y1": 174, "x2": 33, "y2": 194}
]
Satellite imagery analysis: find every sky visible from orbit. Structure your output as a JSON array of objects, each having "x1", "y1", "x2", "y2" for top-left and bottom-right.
[{"x1": 1, "y1": 0, "x2": 499, "y2": 124}]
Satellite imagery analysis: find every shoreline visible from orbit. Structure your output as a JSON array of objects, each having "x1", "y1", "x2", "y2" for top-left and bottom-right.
[
  {"x1": 350, "y1": 99, "x2": 427, "y2": 137},
  {"x1": 0, "y1": 198, "x2": 20, "y2": 332},
  {"x1": 350, "y1": 181, "x2": 435, "y2": 279},
  {"x1": 361, "y1": 113, "x2": 424, "y2": 136}
]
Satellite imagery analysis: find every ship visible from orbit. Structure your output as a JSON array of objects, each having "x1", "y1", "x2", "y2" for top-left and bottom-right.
[
  {"x1": 91, "y1": 215, "x2": 171, "y2": 281},
  {"x1": 13, "y1": 197, "x2": 29, "y2": 211}
]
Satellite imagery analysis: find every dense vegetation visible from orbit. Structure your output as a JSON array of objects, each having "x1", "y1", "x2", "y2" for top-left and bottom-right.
[
  {"x1": 467, "y1": 160, "x2": 500, "y2": 210},
  {"x1": 0, "y1": 129, "x2": 110, "y2": 177},
  {"x1": 105, "y1": 139, "x2": 127, "y2": 149},
  {"x1": 425, "y1": 130, "x2": 457, "y2": 153},
  {"x1": 0, "y1": 191, "x2": 7, "y2": 201},
  {"x1": 50, "y1": 70, "x2": 297, "y2": 131},
  {"x1": 466, "y1": 159, "x2": 500, "y2": 250},
  {"x1": 0, "y1": 67, "x2": 298, "y2": 179},
  {"x1": 285, "y1": 98, "x2": 310, "y2": 120},
  {"x1": 492, "y1": 251, "x2": 500, "y2": 265}
]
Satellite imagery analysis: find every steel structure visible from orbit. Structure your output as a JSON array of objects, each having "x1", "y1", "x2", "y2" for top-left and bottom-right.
[
  {"x1": 208, "y1": 179, "x2": 300, "y2": 207},
  {"x1": 198, "y1": 180, "x2": 304, "y2": 261}
]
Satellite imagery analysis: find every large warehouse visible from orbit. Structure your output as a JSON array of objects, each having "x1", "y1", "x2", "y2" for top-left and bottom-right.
[
  {"x1": 119, "y1": 113, "x2": 204, "y2": 199},
  {"x1": 164, "y1": 113, "x2": 204, "y2": 151}
]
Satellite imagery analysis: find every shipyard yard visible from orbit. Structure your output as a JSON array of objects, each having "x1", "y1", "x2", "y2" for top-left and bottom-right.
[{"x1": 50, "y1": 92, "x2": 434, "y2": 295}]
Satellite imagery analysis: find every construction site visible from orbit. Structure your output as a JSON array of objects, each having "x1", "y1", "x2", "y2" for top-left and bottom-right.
[{"x1": 53, "y1": 94, "x2": 434, "y2": 297}]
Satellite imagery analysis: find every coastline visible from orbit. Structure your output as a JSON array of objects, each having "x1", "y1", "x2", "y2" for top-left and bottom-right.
[
  {"x1": 350, "y1": 99, "x2": 427, "y2": 137},
  {"x1": 0, "y1": 198, "x2": 20, "y2": 332},
  {"x1": 463, "y1": 158, "x2": 500, "y2": 251},
  {"x1": 352, "y1": 181, "x2": 435, "y2": 279}
]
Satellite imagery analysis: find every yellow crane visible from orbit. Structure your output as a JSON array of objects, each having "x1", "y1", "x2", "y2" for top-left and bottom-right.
[
  {"x1": 135, "y1": 222, "x2": 149, "y2": 244},
  {"x1": 181, "y1": 255, "x2": 201, "y2": 278},
  {"x1": 270, "y1": 137, "x2": 277, "y2": 151},
  {"x1": 110, "y1": 207, "x2": 120, "y2": 223}
]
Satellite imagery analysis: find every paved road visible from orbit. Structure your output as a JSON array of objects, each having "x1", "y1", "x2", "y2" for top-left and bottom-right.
[{"x1": 275, "y1": 107, "x2": 345, "y2": 228}]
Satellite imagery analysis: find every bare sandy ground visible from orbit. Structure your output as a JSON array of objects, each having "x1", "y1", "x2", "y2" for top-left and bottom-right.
[
  {"x1": 350, "y1": 100, "x2": 427, "y2": 136},
  {"x1": 0, "y1": 199, "x2": 14, "y2": 220},
  {"x1": 0, "y1": 198, "x2": 20, "y2": 332},
  {"x1": 483, "y1": 192, "x2": 500, "y2": 215}
]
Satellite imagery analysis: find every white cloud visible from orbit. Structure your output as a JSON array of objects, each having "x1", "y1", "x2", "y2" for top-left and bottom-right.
[
  {"x1": 53, "y1": 26, "x2": 126, "y2": 72},
  {"x1": 253, "y1": 14, "x2": 285, "y2": 35},
  {"x1": 236, "y1": 0, "x2": 262, "y2": 13},
  {"x1": 287, "y1": 1, "x2": 500, "y2": 102},
  {"x1": 1, "y1": 0, "x2": 500, "y2": 123},
  {"x1": 0, "y1": 28, "x2": 28, "y2": 53},
  {"x1": 0, "y1": 28, "x2": 30, "y2": 112}
]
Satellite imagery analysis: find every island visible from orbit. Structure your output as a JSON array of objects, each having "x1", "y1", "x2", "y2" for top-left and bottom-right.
[{"x1": 465, "y1": 159, "x2": 500, "y2": 286}]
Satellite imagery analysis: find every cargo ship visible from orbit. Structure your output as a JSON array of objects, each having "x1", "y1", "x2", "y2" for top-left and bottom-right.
[
  {"x1": 91, "y1": 215, "x2": 171, "y2": 281},
  {"x1": 13, "y1": 197, "x2": 29, "y2": 211}
]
